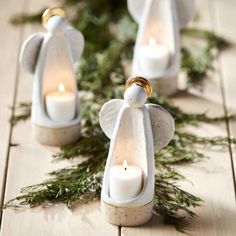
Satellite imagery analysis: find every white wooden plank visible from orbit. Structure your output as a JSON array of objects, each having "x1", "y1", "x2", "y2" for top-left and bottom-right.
[
  {"x1": 0, "y1": 0, "x2": 26, "y2": 211},
  {"x1": 212, "y1": 0, "x2": 236, "y2": 181},
  {"x1": 212, "y1": 0, "x2": 236, "y2": 110},
  {"x1": 186, "y1": 0, "x2": 223, "y2": 106},
  {"x1": 122, "y1": 93, "x2": 236, "y2": 236},
  {"x1": 122, "y1": 0, "x2": 236, "y2": 235},
  {"x1": 1, "y1": 1, "x2": 118, "y2": 235},
  {"x1": 171, "y1": 95, "x2": 236, "y2": 236},
  {"x1": 2, "y1": 145, "x2": 117, "y2": 236}
]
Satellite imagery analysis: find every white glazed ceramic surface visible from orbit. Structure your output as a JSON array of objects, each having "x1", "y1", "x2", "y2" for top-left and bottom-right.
[
  {"x1": 128, "y1": 0, "x2": 195, "y2": 27},
  {"x1": 99, "y1": 85, "x2": 175, "y2": 210},
  {"x1": 20, "y1": 15, "x2": 84, "y2": 129},
  {"x1": 131, "y1": 0, "x2": 180, "y2": 80},
  {"x1": 128, "y1": 0, "x2": 195, "y2": 95}
]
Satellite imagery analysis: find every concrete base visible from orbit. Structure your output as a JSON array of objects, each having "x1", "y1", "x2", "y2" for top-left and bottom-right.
[
  {"x1": 101, "y1": 200, "x2": 153, "y2": 226},
  {"x1": 150, "y1": 76, "x2": 178, "y2": 97},
  {"x1": 33, "y1": 124, "x2": 80, "y2": 146}
]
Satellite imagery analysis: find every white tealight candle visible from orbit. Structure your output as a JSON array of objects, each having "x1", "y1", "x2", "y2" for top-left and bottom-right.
[
  {"x1": 139, "y1": 37, "x2": 170, "y2": 74},
  {"x1": 109, "y1": 160, "x2": 142, "y2": 201},
  {"x1": 45, "y1": 83, "x2": 76, "y2": 122}
]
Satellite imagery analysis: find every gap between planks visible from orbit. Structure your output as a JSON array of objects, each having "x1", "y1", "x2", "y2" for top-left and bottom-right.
[
  {"x1": 0, "y1": 0, "x2": 28, "y2": 225},
  {"x1": 209, "y1": 0, "x2": 236, "y2": 200},
  {"x1": 213, "y1": 0, "x2": 236, "y2": 187}
]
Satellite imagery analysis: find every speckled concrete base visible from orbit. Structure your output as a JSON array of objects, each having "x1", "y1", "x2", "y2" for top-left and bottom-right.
[
  {"x1": 150, "y1": 76, "x2": 178, "y2": 96},
  {"x1": 33, "y1": 124, "x2": 80, "y2": 146},
  {"x1": 101, "y1": 200, "x2": 153, "y2": 226}
]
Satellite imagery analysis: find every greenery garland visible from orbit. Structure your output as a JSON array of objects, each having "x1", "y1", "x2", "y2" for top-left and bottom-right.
[{"x1": 6, "y1": 0, "x2": 234, "y2": 232}]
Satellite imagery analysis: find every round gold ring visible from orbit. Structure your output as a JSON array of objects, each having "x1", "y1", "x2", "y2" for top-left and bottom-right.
[
  {"x1": 42, "y1": 7, "x2": 66, "y2": 28},
  {"x1": 125, "y1": 76, "x2": 153, "y2": 97}
]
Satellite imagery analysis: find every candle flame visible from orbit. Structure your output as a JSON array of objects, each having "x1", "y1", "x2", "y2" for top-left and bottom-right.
[
  {"x1": 58, "y1": 83, "x2": 65, "y2": 93},
  {"x1": 149, "y1": 37, "x2": 157, "y2": 47},
  {"x1": 123, "y1": 160, "x2": 128, "y2": 171}
]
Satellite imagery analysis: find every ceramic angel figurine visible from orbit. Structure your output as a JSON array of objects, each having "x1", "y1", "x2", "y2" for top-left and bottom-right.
[
  {"x1": 99, "y1": 77, "x2": 175, "y2": 226},
  {"x1": 20, "y1": 7, "x2": 84, "y2": 146},
  {"x1": 128, "y1": 0, "x2": 195, "y2": 96}
]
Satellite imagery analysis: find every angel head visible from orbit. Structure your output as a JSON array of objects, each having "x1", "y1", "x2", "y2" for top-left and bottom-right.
[
  {"x1": 124, "y1": 77, "x2": 152, "y2": 108},
  {"x1": 42, "y1": 7, "x2": 68, "y2": 32},
  {"x1": 20, "y1": 7, "x2": 84, "y2": 75}
]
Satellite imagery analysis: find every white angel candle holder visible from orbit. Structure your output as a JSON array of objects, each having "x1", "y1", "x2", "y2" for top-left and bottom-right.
[
  {"x1": 20, "y1": 7, "x2": 84, "y2": 146},
  {"x1": 128, "y1": 0, "x2": 195, "y2": 96},
  {"x1": 99, "y1": 77, "x2": 175, "y2": 226}
]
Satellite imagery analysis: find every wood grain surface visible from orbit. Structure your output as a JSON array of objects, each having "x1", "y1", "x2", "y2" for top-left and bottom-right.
[{"x1": 0, "y1": 0, "x2": 236, "y2": 235}]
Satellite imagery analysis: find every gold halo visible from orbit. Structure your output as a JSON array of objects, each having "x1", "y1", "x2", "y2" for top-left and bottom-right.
[
  {"x1": 42, "y1": 7, "x2": 66, "y2": 28},
  {"x1": 125, "y1": 76, "x2": 153, "y2": 97}
]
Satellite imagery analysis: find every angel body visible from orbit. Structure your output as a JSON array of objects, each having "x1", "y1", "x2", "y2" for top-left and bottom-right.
[
  {"x1": 20, "y1": 8, "x2": 84, "y2": 128},
  {"x1": 128, "y1": 0, "x2": 195, "y2": 79},
  {"x1": 99, "y1": 77, "x2": 175, "y2": 226},
  {"x1": 128, "y1": 0, "x2": 195, "y2": 96},
  {"x1": 128, "y1": 0, "x2": 195, "y2": 29}
]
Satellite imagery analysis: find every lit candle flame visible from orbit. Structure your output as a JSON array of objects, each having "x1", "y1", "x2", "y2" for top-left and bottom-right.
[
  {"x1": 149, "y1": 37, "x2": 157, "y2": 47},
  {"x1": 58, "y1": 83, "x2": 65, "y2": 93},
  {"x1": 123, "y1": 160, "x2": 128, "y2": 171}
]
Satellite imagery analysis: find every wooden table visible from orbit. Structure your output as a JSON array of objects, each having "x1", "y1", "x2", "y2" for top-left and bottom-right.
[{"x1": 0, "y1": 0, "x2": 236, "y2": 235}]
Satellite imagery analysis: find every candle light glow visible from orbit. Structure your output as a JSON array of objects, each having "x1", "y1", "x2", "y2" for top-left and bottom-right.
[
  {"x1": 45, "y1": 83, "x2": 76, "y2": 122},
  {"x1": 149, "y1": 37, "x2": 157, "y2": 47},
  {"x1": 123, "y1": 160, "x2": 128, "y2": 170},
  {"x1": 58, "y1": 83, "x2": 65, "y2": 93},
  {"x1": 139, "y1": 37, "x2": 170, "y2": 74},
  {"x1": 109, "y1": 160, "x2": 143, "y2": 201}
]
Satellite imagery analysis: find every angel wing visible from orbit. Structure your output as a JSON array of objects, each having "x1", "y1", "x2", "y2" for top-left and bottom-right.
[
  {"x1": 20, "y1": 32, "x2": 45, "y2": 74},
  {"x1": 65, "y1": 27, "x2": 85, "y2": 63},
  {"x1": 128, "y1": 0, "x2": 195, "y2": 28},
  {"x1": 99, "y1": 99, "x2": 125, "y2": 139},
  {"x1": 127, "y1": 0, "x2": 144, "y2": 24},
  {"x1": 175, "y1": 0, "x2": 195, "y2": 28},
  {"x1": 146, "y1": 103, "x2": 175, "y2": 150}
]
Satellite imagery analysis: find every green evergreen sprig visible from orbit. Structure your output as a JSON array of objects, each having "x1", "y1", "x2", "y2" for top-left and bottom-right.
[
  {"x1": 6, "y1": 91, "x2": 236, "y2": 231},
  {"x1": 10, "y1": 102, "x2": 31, "y2": 125}
]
